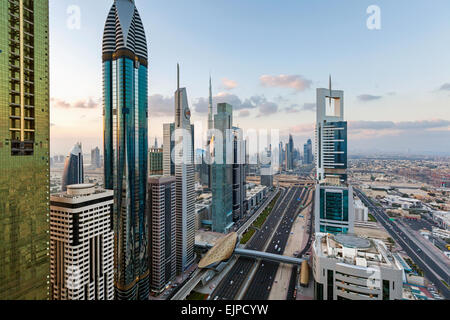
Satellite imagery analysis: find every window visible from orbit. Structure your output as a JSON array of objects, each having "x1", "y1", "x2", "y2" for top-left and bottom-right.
[{"x1": 327, "y1": 270, "x2": 334, "y2": 300}]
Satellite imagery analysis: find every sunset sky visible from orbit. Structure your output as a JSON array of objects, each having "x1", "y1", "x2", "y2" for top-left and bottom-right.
[{"x1": 49, "y1": 0, "x2": 450, "y2": 156}]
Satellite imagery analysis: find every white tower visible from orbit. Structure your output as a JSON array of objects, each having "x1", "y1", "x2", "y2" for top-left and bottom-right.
[{"x1": 174, "y1": 64, "x2": 196, "y2": 273}]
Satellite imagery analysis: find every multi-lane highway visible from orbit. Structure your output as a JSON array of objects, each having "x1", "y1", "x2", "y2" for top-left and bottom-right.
[
  {"x1": 210, "y1": 187, "x2": 303, "y2": 300},
  {"x1": 355, "y1": 188, "x2": 450, "y2": 299},
  {"x1": 286, "y1": 192, "x2": 314, "y2": 300},
  {"x1": 243, "y1": 187, "x2": 307, "y2": 300}
]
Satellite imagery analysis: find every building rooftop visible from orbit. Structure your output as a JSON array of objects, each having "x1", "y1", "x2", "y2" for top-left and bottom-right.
[
  {"x1": 315, "y1": 233, "x2": 402, "y2": 271},
  {"x1": 51, "y1": 184, "x2": 112, "y2": 201}
]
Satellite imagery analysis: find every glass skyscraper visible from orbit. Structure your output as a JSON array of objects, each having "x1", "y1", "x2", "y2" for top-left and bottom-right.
[
  {"x1": 102, "y1": 0, "x2": 149, "y2": 300},
  {"x1": 61, "y1": 142, "x2": 84, "y2": 191},
  {"x1": 0, "y1": 0, "x2": 50, "y2": 300},
  {"x1": 211, "y1": 103, "x2": 234, "y2": 233},
  {"x1": 314, "y1": 82, "x2": 354, "y2": 235}
]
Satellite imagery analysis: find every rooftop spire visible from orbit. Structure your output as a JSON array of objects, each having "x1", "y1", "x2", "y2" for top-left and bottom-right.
[
  {"x1": 177, "y1": 63, "x2": 180, "y2": 91},
  {"x1": 208, "y1": 74, "x2": 214, "y2": 131}
]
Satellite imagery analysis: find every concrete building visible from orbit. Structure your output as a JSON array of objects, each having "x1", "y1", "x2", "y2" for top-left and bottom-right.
[
  {"x1": 50, "y1": 184, "x2": 114, "y2": 300},
  {"x1": 147, "y1": 176, "x2": 176, "y2": 293},
  {"x1": 173, "y1": 64, "x2": 196, "y2": 273},
  {"x1": 354, "y1": 198, "x2": 369, "y2": 222},
  {"x1": 312, "y1": 233, "x2": 404, "y2": 300},
  {"x1": 211, "y1": 103, "x2": 234, "y2": 233},
  {"x1": 163, "y1": 123, "x2": 175, "y2": 176},
  {"x1": 245, "y1": 184, "x2": 268, "y2": 213}
]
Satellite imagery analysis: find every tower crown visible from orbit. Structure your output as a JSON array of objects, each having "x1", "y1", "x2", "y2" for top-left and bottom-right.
[{"x1": 103, "y1": 0, "x2": 148, "y2": 62}]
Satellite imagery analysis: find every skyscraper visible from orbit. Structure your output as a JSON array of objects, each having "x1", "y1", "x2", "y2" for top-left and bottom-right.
[
  {"x1": 314, "y1": 79, "x2": 354, "y2": 234},
  {"x1": 163, "y1": 122, "x2": 175, "y2": 176},
  {"x1": 62, "y1": 143, "x2": 84, "y2": 191},
  {"x1": 278, "y1": 141, "x2": 284, "y2": 173},
  {"x1": 211, "y1": 103, "x2": 234, "y2": 233},
  {"x1": 50, "y1": 184, "x2": 115, "y2": 300},
  {"x1": 91, "y1": 146, "x2": 101, "y2": 168},
  {"x1": 0, "y1": 0, "x2": 50, "y2": 300},
  {"x1": 204, "y1": 76, "x2": 214, "y2": 189},
  {"x1": 232, "y1": 127, "x2": 246, "y2": 222},
  {"x1": 147, "y1": 176, "x2": 176, "y2": 293},
  {"x1": 287, "y1": 134, "x2": 294, "y2": 170},
  {"x1": 102, "y1": 0, "x2": 149, "y2": 300},
  {"x1": 149, "y1": 147, "x2": 163, "y2": 176},
  {"x1": 261, "y1": 145, "x2": 274, "y2": 188},
  {"x1": 173, "y1": 64, "x2": 196, "y2": 273},
  {"x1": 303, "y1": 139, "x2": 313, "y2": 165},
  {"x1": 315, "y1": 79, "x2": 347, "y2": 183}
]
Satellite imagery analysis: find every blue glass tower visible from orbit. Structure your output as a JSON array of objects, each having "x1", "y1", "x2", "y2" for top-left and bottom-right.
[
  {"x1": 61, "y1": 142, "x2": 84, "y2": 191},
  {"x1": 314, "y1": 78, "x2": 354, "y2": 235},
  {"x1": 211, "y1": 103, "x2": 234, "y2": 233},
  {"x1": 102, "y1": 0, "x2": 149, "y2": 300}
]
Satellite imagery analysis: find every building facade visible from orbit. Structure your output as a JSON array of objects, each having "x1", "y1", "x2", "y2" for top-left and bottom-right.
[
  {"x1": 232, "y1": 127, "x2": 246, "y2": 222},
  {"x1": 163, "y1": 122, "x2": 175, "y2": 176},
  {"x1": 312, "y1": 233, "x2": 403, "y2": 300},
  {"x1": 102, "y1": 0, "x2": 149, "y2": 300},
  {"x1": 303, "y1": 138, "x2": 313, "y2": 165},
  {"x1": 91, "y1": 147, "x2": 101, "y2": 168},
  {"x1": 62, "y1": 143, "x2": 84, "y2": 191},
  {"x1": 314, "y1": 184, "x2": 355, "y2": 234},
  {"x1": 149, "y1": 147, "x2": 163, "y2": 176},
  {"x1": 0, "y1": 0, "x2": 50, "y2": 300},
  {"x1": 173, "y1": 65, "x2": 196, "y2": 273},
  {"x1": 211, "y1": 103, "x2": 234, "y2": 233},
  {"x1": 147, "y1": 176, "x2": 176, "y2": 293},
  {"x1": 49, "y1": 184, "x2": 114, "y2": 300},
  {"x1": 314, "y1": 81, "x2": 353, "y2": 235},
  {"x1": 315, "y1": 87, "x2": 347, "y2": 183}
]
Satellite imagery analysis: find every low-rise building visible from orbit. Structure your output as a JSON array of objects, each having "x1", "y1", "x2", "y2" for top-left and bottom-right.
[{"x1": 354, "y1": 198, "x2": 369, "y2": 221}]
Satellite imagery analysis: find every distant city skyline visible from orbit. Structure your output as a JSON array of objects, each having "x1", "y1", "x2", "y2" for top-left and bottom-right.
[{"x1": 50, "y1": 0, "x2": 450, "y2": 156}]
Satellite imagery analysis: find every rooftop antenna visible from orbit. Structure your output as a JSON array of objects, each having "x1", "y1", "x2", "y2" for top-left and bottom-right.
[{"x1": 177, "y1": 63, "x2": 181, "y2": 125}]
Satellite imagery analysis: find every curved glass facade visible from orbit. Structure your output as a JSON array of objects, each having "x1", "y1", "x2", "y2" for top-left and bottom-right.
[{"x1": 102, "y1": 0, "x2": 149, "y2": 300}]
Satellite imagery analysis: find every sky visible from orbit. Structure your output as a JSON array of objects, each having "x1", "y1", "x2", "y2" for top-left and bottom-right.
[{"x1": 49, "y1": 0, "x2": 450, "y2": 156}]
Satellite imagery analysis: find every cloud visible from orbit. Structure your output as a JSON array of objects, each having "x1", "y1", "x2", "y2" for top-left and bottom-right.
[
  {"x1": 258, "y1": 101, "x2": 278, "y2": 116},
  {"x1": 260, "y1": 74, "x2": 312, "y2": 92},
  {"x1": 438, "y1": 83, "x2": 450, "y2": 91},
  {"x1": 149, "y1": 94, "x2": 174, "y2": 117},
  {"x1": 349, "y1": 119, "x2": 450, "y2": 131},
  {"x1": 285, "y1": 102, "x2": 315, "y2": 113},
  {"x1": 221, "y1": 78, "x2": 238, "y2": 90},
  {"x1": 239, "y1": 110, "x2": 250, "y2": 118},
  {"x1": 193, "y1": 93, "x2": 264, "y2": 114},
  {"x1": 193, "y1": 93, "x2": 279, "y2": 118},
  {"x1": 357, "y1": 94, "x2": 382, "y2": 102},
  {"x1": 51, "y1": 97, "x2": 100, "y2": 109}
]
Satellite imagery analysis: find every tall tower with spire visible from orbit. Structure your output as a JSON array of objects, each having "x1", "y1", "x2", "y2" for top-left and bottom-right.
[
  {"x1": 173, "y1": 64, "x2": 196, "y2": 273},
  {"x1": 102, "y1": 0, "x2": 149, "y2": 300},
  {"x1": 208, "y1": 76, "x2": 213, "y2": 132}
]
